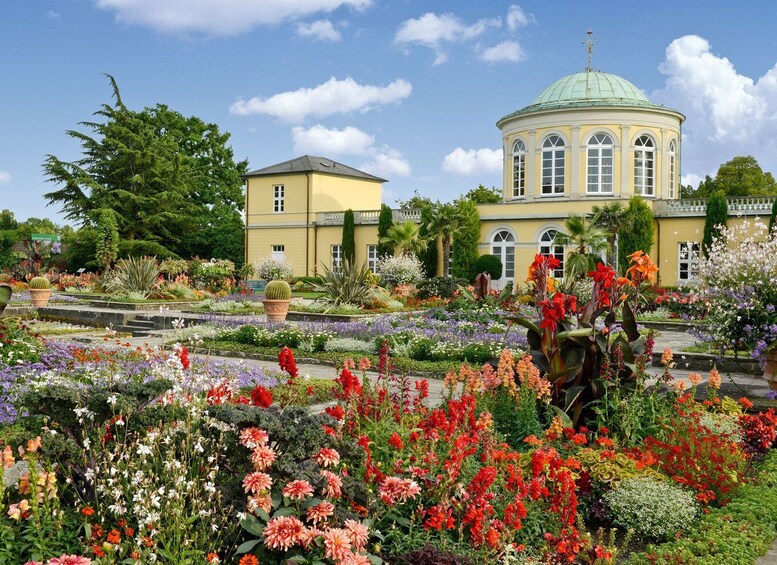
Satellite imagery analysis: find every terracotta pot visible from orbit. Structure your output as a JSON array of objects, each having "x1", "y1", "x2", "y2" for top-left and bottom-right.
[
  {"x1": 29, "y1": 288, "x2": 52, "y2": 308},
  {"x1": 262, "y1": 299, "x2": 290, "y2": 322}
]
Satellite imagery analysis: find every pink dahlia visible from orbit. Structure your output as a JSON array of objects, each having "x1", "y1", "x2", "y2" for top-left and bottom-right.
[
  {"x1": 306, "y1": 500, "x2": 335, "y2": 525},
  {"x1": 323, "y1": 528, "x2": 352, "y2": 562},
  {"x1": 283, "y1": 480, "x2": 314, "y2": 500},
  {"x1": 47, "y1": 557, "x2": 92, "y2": 565},
  {"x1": 320, "y1": 469, "x2": 343, "y2": 499},
  {"x1": 242, "y1": 472, "x2": 272, "y2": 494},
  {"x1": 240, "y1": 427, "x2": 269, "y2": 449},
  {"x1": 262, "y1": 515, "x2": 305, "y2": 551},
  {"x1": 314, "y1": 447, "x2": 341, "y2": 468},
  {"x1": 343, "y1": 519, "x2": 369, "y2": 551},
  {"x1": 250, "y1": 445, "x2": 277, "y2": 471}
]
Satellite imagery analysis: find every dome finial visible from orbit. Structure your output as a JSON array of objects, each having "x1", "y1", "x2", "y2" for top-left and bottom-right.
[{"x1": 584, "y1": 31, "x2": 596, "y2": 73}]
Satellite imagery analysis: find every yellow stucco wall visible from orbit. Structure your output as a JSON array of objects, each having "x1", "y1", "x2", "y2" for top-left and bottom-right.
[{"x1": 311, "y1": 175, "x2": 382, "y2": 213}]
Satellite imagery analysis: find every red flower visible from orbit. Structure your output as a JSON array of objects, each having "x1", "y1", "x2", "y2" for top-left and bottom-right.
[
  {"x1": 278, "y1": 346, "x2": 299, "y2": 380},
  {"x1": 177, "y1": 346, "x2": 190, "y2": 369},
  {"x1": 250, "y1": 385, "x2": 273, "y2": 408},
  {"x1": 325, "y1": 405, "x2": 345, "y2": 420},
  {"x1": 388, "y1": 432, "x2": 403, "y2": 450}
]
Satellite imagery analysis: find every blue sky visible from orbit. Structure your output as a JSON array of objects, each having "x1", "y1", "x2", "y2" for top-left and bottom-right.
[{"x1": 3, "y1": 1, "x2": 777, "y2": 224}]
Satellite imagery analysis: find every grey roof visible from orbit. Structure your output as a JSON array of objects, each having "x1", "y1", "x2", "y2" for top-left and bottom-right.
[{"x1": 243, "y1": 155, "x2": 387, "y2": 182}]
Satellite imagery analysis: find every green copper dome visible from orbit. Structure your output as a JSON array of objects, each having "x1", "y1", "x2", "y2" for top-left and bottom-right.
[
  {"x1": 533, "y1": 72, "x2": 649, "y2": 106},
  {"x1": 497, "y1": 71, "x2": 680, "y2": 126}
]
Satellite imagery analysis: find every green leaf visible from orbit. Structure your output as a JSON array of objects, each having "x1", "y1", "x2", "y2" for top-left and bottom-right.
[
  {"x1": 557, "y1": 327, "x2": 595, "y2": 340},
  {"x1": 235, "y1": 539, "x2": 261, "y2": 555},
  {"x1": 240, "y1": 514, "x2": 265, "y2": 537},
  {"x1": 564, "y1": 386, "x2": 586, "y2": 413},
  {"x1": 551, "y1": 406, "x2": 573, "y2": 428}
]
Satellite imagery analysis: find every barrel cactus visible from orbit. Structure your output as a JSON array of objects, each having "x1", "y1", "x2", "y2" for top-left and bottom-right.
[
  {"x1": 29, "y1": 276, "x2": 52, "y2": 290},
  {"x1": 264, "y1": 280, "x2": 291, "y2": 301}
]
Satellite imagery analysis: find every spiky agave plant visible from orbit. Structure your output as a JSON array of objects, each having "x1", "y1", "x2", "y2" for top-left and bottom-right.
[
  {"x1": 104, "y1": 256, "x2": 160, "y2": 298},
  {"x1": 315, "y1": 260, "x2": 375, "y2": 308}
]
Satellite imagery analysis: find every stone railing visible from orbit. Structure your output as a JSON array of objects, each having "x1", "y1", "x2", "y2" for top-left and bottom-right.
[
  {"x1": 316, "y1": 208, "x2": 422, "y2": 225},
  {"x1": 654, "y1": 195, "x2": 776, "y2": 217}
]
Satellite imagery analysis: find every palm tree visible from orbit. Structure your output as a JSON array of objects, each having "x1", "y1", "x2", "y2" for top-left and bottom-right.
[
  {"x1": 554, "y1": 214, "x2": 611, "y2": 280},
  {"x1": 424, "y1": 203, "x2": 462, "y2": 277},
  {"x1": 380, "y1": 221, "x2": 428, "y2": 257},
  {"x1": 591, "y1": 202, "x2": 631, "y2": 267}
]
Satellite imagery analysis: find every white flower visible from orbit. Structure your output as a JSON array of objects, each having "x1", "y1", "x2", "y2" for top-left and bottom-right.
[{"x1": 107, "y1": 394, "x2": 118, "y2": 406}]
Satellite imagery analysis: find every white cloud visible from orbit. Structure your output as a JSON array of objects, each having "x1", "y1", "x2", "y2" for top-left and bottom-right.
[
  {"x1": 292, "y1": 125, "x2": 374, "y2": 155},
  {"x1": 0, "y1": 171, "x2": 10, "y2": 184},
  {"x1": 394, "y1": 12, "x2": 500, "y2": 65},
  {"x1": 46, "y1": 10, "x2": 61, "y2": 20},
  {"x1": 506, "y1": 5, "x2": 533, "y2": 31},
  {"x1": 94, "y1": 0, "x2": 371, "y2": 36},
  {"x1": 479, "y1": 40, "x2": 526, "y2": 63},
  {"x1": 297, "y1": 19, "x2": 341, "y2": 41},
  {"x1": 442, "y1": 147, "x2": 502, "y2": 175},
  {"x1": 681, "y1": 173, "x2": 703, "y2": 188},
  {"x1": 653, "y1": 35, "x2": 777, "y2": 180},
  {"x1": 361, "y1": 148, "x2": 411, "y2": 178},
  {"x1": 230, "y1": 76, "x2": 412, "y2": 123}
]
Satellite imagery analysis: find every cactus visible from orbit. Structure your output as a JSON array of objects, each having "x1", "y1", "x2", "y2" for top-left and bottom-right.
[
  {"x1": 264, "y1": 280, "x2": 291, "y2": 301},
  {"x1": 29, "y1": 276, "x2": 52, "y2": 290}
]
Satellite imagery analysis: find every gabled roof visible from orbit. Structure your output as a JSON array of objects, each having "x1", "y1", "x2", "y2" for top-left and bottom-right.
[{"x1": 243, "y1": 155, "x2": 387, "y2": 182}]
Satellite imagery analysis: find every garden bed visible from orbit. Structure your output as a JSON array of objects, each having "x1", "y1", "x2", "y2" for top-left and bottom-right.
[{"x1": 87, "y1": 299, "x2": 203, "y2": 310}]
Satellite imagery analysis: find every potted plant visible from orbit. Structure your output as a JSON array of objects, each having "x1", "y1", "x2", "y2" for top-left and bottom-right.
[
  {"x1": 262, "y1": 280, "x2": 292, "y2": 322},
  {"x1": 29, "y1": 276, "x2": 53, "y2": 307},
  {"x1": 0, "y1": 283, "x2": 12, "y2": 315}
]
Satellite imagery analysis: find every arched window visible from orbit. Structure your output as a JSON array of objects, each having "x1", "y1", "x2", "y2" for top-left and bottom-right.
[
  {"x1": 541, "y1": 135, "x2": 565, "y2": 195},
  {"x1": 634, "y1": 135, "x2": 655, "y2": 196},
  {"x1": 668, "y1": 140, "x2": 676, "y2": 199},
  {"x1": 586, "y1": 133, "x2": 614, "y2": 194},
  {"x1": 539, "y1": 229, "x2": 564, "y2": 278},
  {"x1": 512, "y1": 140, "x2": 526, "y2": 198},
  {"x1": 491, "y1": 230, "x2": 515, "y2": 289}
]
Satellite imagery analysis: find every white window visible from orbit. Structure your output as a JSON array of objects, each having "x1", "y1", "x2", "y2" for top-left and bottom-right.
[
  {"x1": 331, "y1": 245, "x2": 343, "y2": 271},
  {"x1": 271, "y1": 245, "x2": 285, "y2": 261},
  {"x1": 668, "y1": 140, "x2": 676, "y2": 199},
  {"x1": 586, "y1": 133, "x2": 614, "y2": 194},
  {"x1": 678, "y1": 242, "x2": 700, "y2": 282},
  {"x1": 512, "y1": 139, "x2": 526, "y2": 198},
  {"x1": 491, "y1": 231, "x2": 515, "y2": 288},
  {"x1": 367, "y1": 244, "x2": 378, "y2": 273},
  {"x1": 539, "y1": 229, "x2": 564, "y2": 278},
  {"x1": 541, "y1": 135, "x2": 565, "y2": 195},
  {"x1": 634, "y1": 136, "x2": 655, "y2": 196},
  {"x1": 273, "y1": 184, "x2": 284, "y2": 212}
]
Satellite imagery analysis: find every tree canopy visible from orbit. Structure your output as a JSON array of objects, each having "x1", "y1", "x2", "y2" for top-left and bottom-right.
[
  {"x1": 684, "y1": 156, "x2": 777, "y2": 198},
  {"x1": 462, "y1": 184, "x2": 501, "y2": 204},
  {"x1": 618, "y1": 196, "x2": 654, "y2": 274},
  {"x1": 43, "y1": 76, "x2": 248, "y2": 264}
]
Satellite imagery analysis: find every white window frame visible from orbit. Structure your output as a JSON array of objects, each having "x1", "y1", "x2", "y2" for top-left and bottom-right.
[
  {"x1": 634, "y1": 136, "x2": 655, "y2": 197},
  {"x1": 367, "y1": 244, "x2": 379, "y2": 274},
  {"x1": 273, "y1": 184, "x2": 285, "y2": 213},
  {"x1": 271, "y1": 245, "x2": 285, "y2": 261},
  {"x1": 668, "y1": 140, "x2": 676, "y2": 199},
  {"x1": 586, "y1": 133, "x2": 614, "y2": 194},
  {"x1": 678, "y1": 241, "x2": 700, "y2": 282},
  {"x1": 512, "y1": 139, "x2": 526, "y2": 198},
  {"x1": 541, "y1": 135, "x2": 565, "y2": 195},
  {"x1": 539, "y1": 229, "x2": 565, "y2": 279},
  {"x1": 331, "y1": 244, "x2": 343, "y2": 272},
  {"x1": 490, "y1": 230, "x2": 516, "y2": 284}
]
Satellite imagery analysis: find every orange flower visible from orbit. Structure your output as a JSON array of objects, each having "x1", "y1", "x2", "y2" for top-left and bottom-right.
[
  {"x1": 306, "y1": 501, "x2": 335, "y2": 525},
  {"x1": 250, "y1": 445, "x2": 277, "y2": 471},
  {"x1": 80, "y1": 506, "x2": 95, "y2": 517},
  {"x1": 314, "y1": 448, "x2": 340, "y2": 468},
  {"x1": 323, "y1": 528, "x2": 352, "y2": 562},
  {"x1": 243, "y1": 472, "x2": 272, "y2": 494},
  {"x1": 207, "y1": 553, "x2": 220, "y2": 563},
  {"x1": 688, "y1": 372, "x2": 703, "y2": 386},
  {"x1": 239, "y1": 556, "x2": 259, "y2": 565},
  {"x1": 283, "y1": 480, "x2": 315, "y2": 500},
  {"x1": 107, "y1": 529, "x2": 121, "y2": 544},
  {"x1": 708, "y1": 368, "x2": 721, "y2": 390},
  {"x1": 262, "y1": 515, "x2": 305, "y2": 551}
]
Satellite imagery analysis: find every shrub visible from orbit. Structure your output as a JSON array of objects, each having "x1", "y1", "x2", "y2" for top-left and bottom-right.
[
  {"x1": 191, "y1": 259, "x2": 236, "y2": 293},
  {"x1": 104, "y1": 256, "x2": 159, "y2": 297},
  {"x1": 254, "y1": 256, "x2": 294, "y2": 282},
  {"x1": 417, "y1": 276, "x2": 468, "y2": 299},
  {"x1": 377, "y1": 255, "x2": 424, "y2": 287},
  {"x1": 604, "y1": 477, "x2": 699, "y2": 540},
  {"x1": 159, "y1": 258, "x2": 189, "y2": 278},
  {"x1": 472, "y1": 254, "x2": 503, "y2": 280}
]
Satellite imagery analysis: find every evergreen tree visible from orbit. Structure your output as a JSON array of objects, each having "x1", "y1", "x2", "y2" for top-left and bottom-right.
[
  {"x1": 0, "y1": 210, "x2": 19, "y2": 271},
  {"x1": 450, "y1": 199, "x2": 481, "y2": 281},
  {"x1": 618, "y1": 196, "x2": 655, "y2": 273},
  {"x1": 377, "y1": 204, "x2": 394, "y2": 257},
  {"x1": 43, "y1": 75, "x2": 247, "y2": 261},
  {"x1": 95, "y1": 209, "x2": 119, "y2": 272},
  {"x1": 769, "y1": 198, "x2": 777, "y2": 238},
  {"x1": 342, "y1": 209, "x2": 355, "y2": 264},
  {"x1": 702, "y1": 190, "x2": 728, "y2": 256}
]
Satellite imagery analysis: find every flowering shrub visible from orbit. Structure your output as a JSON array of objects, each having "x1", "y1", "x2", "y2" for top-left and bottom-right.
[
  {"x1": 603, "y1": 477, "x2": 699, "y2": 540},
  {"x1": 697, "y1": 219, "x2": 777, "y2": 361},
  {"x1": 254, "y1": 256, "x2": 294, "y2": 282},
  {"x1": 191, "y1": 258, "x2": 236, "y2": 294},
  {"x1": 643, "y1": 411, "x2": 746, "y2": 506},
  {"x1": 377, "y1": 255, "x2": 424, "y2": 287},
  {"x1": 739, "y1": 408, "x2": 777, "y2": 456}
]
